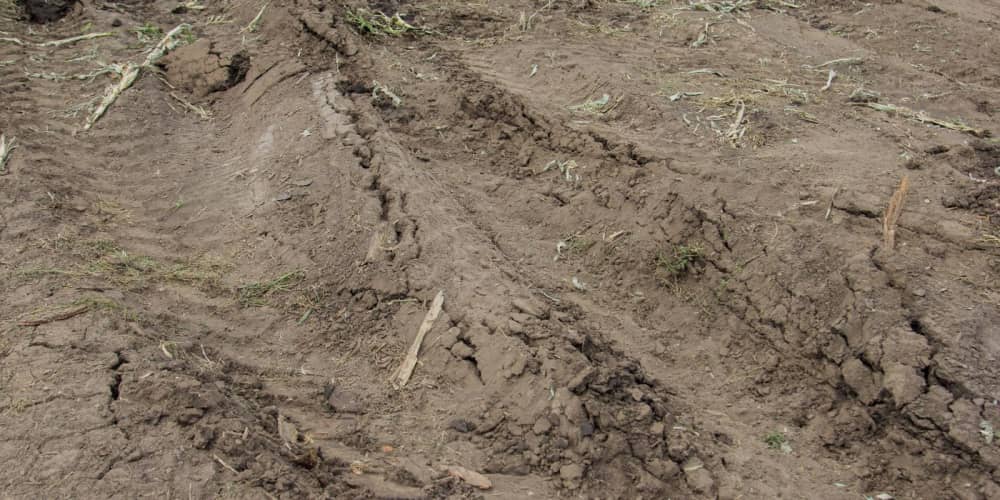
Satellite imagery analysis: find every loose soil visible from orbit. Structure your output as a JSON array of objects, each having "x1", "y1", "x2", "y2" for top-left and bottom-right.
[{"x1": 2, "y1": 0, "x2": 999, "y2": 498}]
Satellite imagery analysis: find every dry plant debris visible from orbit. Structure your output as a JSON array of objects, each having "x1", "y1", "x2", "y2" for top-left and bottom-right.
[
  {"x1": 83, "y1": 24, "x2": 192, "y2": 130},
  {"x1": 861, "y1": 102, "x2": 989, "y2": 137},
  {"x1": 882, "y1": 176, "x2": 909, "y2": 250},
  {"x1": 391, "y1": 290, "x2": 445, "y2": 389},
  {"x1": 0, "y1": 133, "x2": 14, "y2": 173}
]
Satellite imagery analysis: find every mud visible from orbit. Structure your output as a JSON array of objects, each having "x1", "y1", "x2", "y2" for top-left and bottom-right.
[{"x1": 1, "y1": 0, "x2": 999, "y2": 498}]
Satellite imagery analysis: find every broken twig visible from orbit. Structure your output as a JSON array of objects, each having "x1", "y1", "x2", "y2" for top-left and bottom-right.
[
  {"x1": 810, "y1": 57, "x2": 863, "y2": 69},
  {"x1": 821, "y1": 68, "x2": 836, "y2": 91},
  {"x1": 241, "y1": 3, "x2": 269, "y2": 33},
  {"x1": 0, "y1": 134, "x2": 14, "y2": 173},
  {"x1": 18, "y1": 304, "x2": 89, "y2": 326},
  {"x1": 882, "y1": 176, "x2": 909, "y2": 250},
  {"x1": 169, "y1": 92, "x2": 211, "y2": 119},
  {"x1": 1, "y1": 32, "x2": 112, "y2": 48},
  {"x1": 391, "y1": 290, "x2": 445, "y2": 389},
  {"x1": 861, "y1": 102, "x2": 989, "y2": 137},
  {"x1": 447, "y1": 466, "x2": 492, "y2": 489}
]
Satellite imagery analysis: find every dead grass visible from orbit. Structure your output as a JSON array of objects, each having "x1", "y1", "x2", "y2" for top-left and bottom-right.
[
  {"x1": 346, "y1": 8, "x2": 434, "y2": 37},
  {"x1": 237, "y1": 271, "x2": 305, "y2": 307},
  {"x1": 861, "y1": 102, "x2": 989, "y2": 138},
  {"x1": 18, "y1": 239, "x2": 228, "y2": 291}
]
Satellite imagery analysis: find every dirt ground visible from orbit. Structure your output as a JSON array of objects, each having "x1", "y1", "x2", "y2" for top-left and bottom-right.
[{"x1": 1, "y1": 0, "x2": 999, "y2": 498}]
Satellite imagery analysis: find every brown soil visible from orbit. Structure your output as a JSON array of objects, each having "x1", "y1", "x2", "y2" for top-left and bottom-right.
[{"x1": 2, "y1": 0, "x2": 999, "y2": 498}]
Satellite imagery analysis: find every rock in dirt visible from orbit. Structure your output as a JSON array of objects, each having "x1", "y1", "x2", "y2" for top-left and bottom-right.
[
  {"x1": 21, "y1": 0, "x2": 77, "y2": 23},
  {"x1": 326, "y1": 388, "x2": 363, "y2": 414},
  {"x1": 176, "y1": 407, "x2": 204, "y2": 425},
  {"x1": 162, "y1": 39, "x2": 250, "y2": 97},
  {"x1": 882, "y1": 362, "x2": 925, "y2": 407},
  {"x1": 559, "y1": 463, "x2": 584, "y2": 481},
  {"x1": 446, "y1": 466, "x2": 492, "y2": 489},
  {"x1": 277, "y1": 414, "x2": 300, "y2": 443},
  {"x1": 684, "y1": 463, "x2": 715, "y2": 494},
  {"x1": 645, "y1": 458, "x2": 680, "y2": 480},
  {"x1": 512, "y1": 297, "x2": 549, "y2": 319},
  {"x1": 448, "y1": 418, "x2": 475, "y2": 433},
  {"x1": 450, "y1": 342, "x2": 474, "y2": 359}
]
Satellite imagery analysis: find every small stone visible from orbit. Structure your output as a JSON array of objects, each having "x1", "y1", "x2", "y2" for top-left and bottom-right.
[
  {"x1": 684, "y1": 466, "x2": 715, "y2": 494},
  {"x1": 646, "y1": 458, "x2": 680, "y2": 480},
  {"x1": 559, "y1": 463, "x2": 584, "y2": 481},
  {"x1": 507, "y1": 319, "x2": 525, "y2": 334},
  {"x1": 650, "y1": 421, "x2": 666, "y2": 436},
  {"x1": 447, "y1": 466, "x2": 492, "y2": 489},
  {"x1": 192, "y1": 427, "x2": 216, "y2": 449},
  {"x1": 449, "y1": 419, "x2": 476, "y2": 433},
  {"x1": 635, "y1": 403, "x2": 653, "y2": 421},
  {"x1": 176, "y1": 407, "x2": 204, "y2": 425},
  {"x1": 450, "y1": 342, "x2": 474, "y2": 359},
  {"x1": 533, "y1": 417, "x2": 552, "y2": 435},
  {"x1": 326, "y1": 389, "x2": 363, "y2": 414},
  {"x1": 628, "y1": 387, "x2": 645, "y2": 402},
  {"x1": 512, "y1": 298, "x2": 548, "y2": 319},
  {"x1": 912, "y1": 288, "x2": 926, "y2": 297}
]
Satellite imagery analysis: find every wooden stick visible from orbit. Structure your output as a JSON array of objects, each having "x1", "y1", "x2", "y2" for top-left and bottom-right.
[
  {"x1": 391, "y1": 290, "x2": 444, "y2": 389},
  {"x1": 18, "y1": 304, "x2": 89, "y2": 326},
  {"x1": 883, "y1": 176, "x2": 909, "y2": 250},
  {"x1": 213, "y1": 454, "x2": 239, "y2": 474}
]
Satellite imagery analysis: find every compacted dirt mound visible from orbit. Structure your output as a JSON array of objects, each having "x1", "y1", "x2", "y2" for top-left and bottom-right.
[{"x1": 1, "y1": 0, "x2": 999, "y2": 498}]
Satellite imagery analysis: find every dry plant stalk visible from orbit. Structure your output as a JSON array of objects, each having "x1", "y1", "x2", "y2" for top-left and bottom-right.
[
  {"x1": 882, "y1": 176, "x2": 909, "y2": 250},
  {"x1": 1, "y1": 31, "x2": 112, "y2": 47},
  {"x1": 83, "y1": 24, "x2": 192, "y2": 131},
  {"x1": 863, "y1": 102, "x2": 989, "y2": 137},
  {"x1": 169, "y1": 92, "x2": 211, "y2": 119},
  {"x1": 241, "y1": 3, "x2": 269, "y2": 33},
  {"x1": 0, "y1": 133, "x2": 14, "y2": 173},
  {"x1": 84, "y1": 63, "x2": 140, "y2": 130},
  {"x1": 18, "y1": 304, "x2": 89, "y2": 326},
  {"x1": 391, "y1": 290, "x2": 445, "y2": 389}
]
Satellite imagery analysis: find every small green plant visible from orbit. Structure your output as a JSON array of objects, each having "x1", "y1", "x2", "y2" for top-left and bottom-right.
[
  {"x1": 764, "y1": 431, "x2": 786, "y2": 449},
  {"x1": 657, "y1": 244, "x2": 703, "y2": 277},
  {"x1": 345, "y1": 8, "x2": 433, "y2": 37},
  {"x1": 133, "y1": 23, "x2": 163, "y2": 44},
  {"x1": 237, "y1": 270, "x2": 305, "y2": 307}
]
